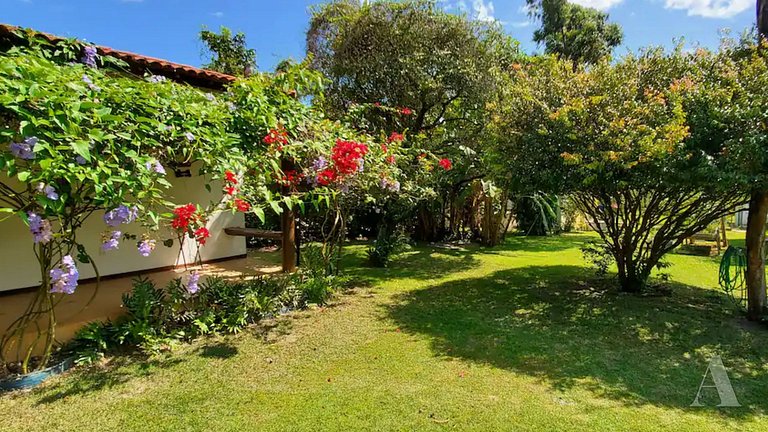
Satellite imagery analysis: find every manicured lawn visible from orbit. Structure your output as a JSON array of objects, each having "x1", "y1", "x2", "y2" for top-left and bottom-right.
[{"x1": 1, "y1": 233, "x2": 767, "y2": 431}]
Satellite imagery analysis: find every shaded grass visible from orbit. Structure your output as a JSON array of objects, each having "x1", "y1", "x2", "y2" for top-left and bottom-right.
[{"x1": 1, "y1": 233, "x2": 767, "y2": 431}]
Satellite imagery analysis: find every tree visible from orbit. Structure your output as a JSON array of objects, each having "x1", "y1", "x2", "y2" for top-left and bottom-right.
[
  {"x1": 200, "y1": 26, "x2": 256, "y2": 76},
  {"x1": 685, "y1": 27, "x2": 768, "y2": 320},
  {"x1": 527, "y1": 0, "x2": 623, "y2": 71},
  {"x1": 307, "y1": 0, "x2": 520, "y2": 242},
  {"x1": 490, "y1": 51, "x2": 746, "y2": 292},
  {"x1": 743, "y1": 0, "x2": 768, "y2": 320}
]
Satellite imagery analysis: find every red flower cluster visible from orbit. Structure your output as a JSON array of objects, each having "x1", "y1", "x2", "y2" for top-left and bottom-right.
[
  {"x1": 263, "y1": 127, "x2": 289, "y2": 150},
  {"x1": 172, "y1": 204, "x2": 209, "y2": 245},
  {"x1": 399, "y1": 107, "x2": 413, "y2": 116},
  {"x1": 234, "y1": 199, "x2": 250, "y2": 212},
  {"x1": 317, "y1": 169, "x2": 337, "y2": 186},
  {"x1": 388, "y1": 132, "x2": 404, "y2": 143},
  {"x1": 331, "y1": 140, "x2": 368, "y2": 175},
  {"x1": 172, "y1": 204, "x2": 198, "y2": 230},
  {"x1": 280, "y1": 170, "x2": 303, "y2": 187},
  {"x1": 224, "y1": 170, "x2": 238, "y2": 196},
  {"x1": 194, "y1": 227, "x2": 210, "y2": 245},
  {"x1": 387, "y1": 155, "x2": 396, "y2": 165},
  {"x1": 439, "y1": 159, "x2": 453, "y2": 171}
]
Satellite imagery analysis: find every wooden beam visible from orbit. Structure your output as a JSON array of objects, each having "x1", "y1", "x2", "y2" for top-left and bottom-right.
[{"x1": 223, "y1": 227, "x2": 282, "y2": 240}]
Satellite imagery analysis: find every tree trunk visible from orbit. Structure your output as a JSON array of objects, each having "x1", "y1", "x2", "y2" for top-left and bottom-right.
[
  {"x1": 747, "y1": 0, "x2": 768, "y2": 320},
  {"x1": 746, "y1": 190, "x2": 768, "y2": 320}
]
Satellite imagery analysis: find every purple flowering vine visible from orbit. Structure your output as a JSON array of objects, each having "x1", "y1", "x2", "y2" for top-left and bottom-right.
[
  {"x1": 81, "y1": 46, "x2": 98, "y2": 68},
  {"x1": 9, "y1": 136, "x2": 37, "y2": 160},
  {"x1": 103, "y1": 205, "x2": 138, "y2": 227},
  {"x1": 148, "y1": 75, "x2": 167, "y2": 83},
  {"x1": 145, "y1": 160, "x2": 166, "y2": 175},
  {"x1": 82, "y1": 74, "x2": 101, "y2": 92},
  {"x1": 184, "y1": 132, "x2": 195, "y2": 142},
  {"x1": 101, "y1": 230, "x2": 122, "y2": 252},
  {"x1": 187, "y1": 271, "x2": 201, "y2": 294},
  {"x1": 50, "y1": 255, "x2": 79, "y2": 295},
  {"x1": 137, "y1": 239, "x2": 156, "y2": 257},
  {"x1": 28, "y1": 212, "x2": 53, "y2": 244},
  {"x1": 36, "y1": 183, "x2": 59, "y2": 200}
]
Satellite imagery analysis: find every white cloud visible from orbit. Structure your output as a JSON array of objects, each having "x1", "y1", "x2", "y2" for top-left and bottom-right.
[
  {"x1": 472, "y1": 0, "x2": 496, "y2": 22},
  {"x1": 211, "y1": 11, "x2": 224, "y2": 18},
  {"x1": 663, "y1": 0, "x2": 752, "y2": 18},
  {"x1": 568, "y1": 0, "x2": 623, "y2": 11}
]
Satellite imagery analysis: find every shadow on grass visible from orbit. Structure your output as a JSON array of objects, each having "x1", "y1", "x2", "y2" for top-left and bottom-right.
[
  {"x1": 32, "y1": 355, "x2": 184, "y2": 405},
  {"x1": 387, "y1": 264, "x2": 768, "y2": 416},
  {"x1": 343, "y1": 245, "x2": 482, "y2": 284},
  {"x1": 198, "y1": 342, "x2": 238, "y2": 359}
]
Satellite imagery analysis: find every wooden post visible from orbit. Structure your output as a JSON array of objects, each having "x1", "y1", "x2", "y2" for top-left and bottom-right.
[
  {"x1": 281, "y1": 157, "x2": 297, "y2": 273},
  {"x1": 281, "y1": 207, "x2": 297, "y2": 273}
]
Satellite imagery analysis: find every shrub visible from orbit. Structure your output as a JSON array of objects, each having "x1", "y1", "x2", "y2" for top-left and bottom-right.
[
  {"x1": 67, "y1": 271, "x2": 347, "y2": 364},
  {"x1": 367, "y1": 230, "x2": 409, "y2": 268}
]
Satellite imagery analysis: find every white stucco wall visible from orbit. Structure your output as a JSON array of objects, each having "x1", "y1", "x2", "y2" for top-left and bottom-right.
[{"x1": 0, "y1": 172, "x2": 246, "y2": 292}]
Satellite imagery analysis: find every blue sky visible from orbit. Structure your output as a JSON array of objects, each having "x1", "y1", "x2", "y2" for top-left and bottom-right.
[{"x1": 2, "y1": 0, "x2": 758, "y2": 72}]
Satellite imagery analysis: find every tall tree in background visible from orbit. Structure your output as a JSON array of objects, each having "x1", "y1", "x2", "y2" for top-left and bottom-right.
[
  {"x1": 200, "y1": 26, "x2": 257, "y2": 76},
  {"x1": 744, "y1": 0, "x2": 768, "y2": 320},
  {"x1": 526, "y1": 0, "x2": 623, "y2": 71},
  {"x1": 307, "y1": 0, "x2": 520, "y2": 241}
]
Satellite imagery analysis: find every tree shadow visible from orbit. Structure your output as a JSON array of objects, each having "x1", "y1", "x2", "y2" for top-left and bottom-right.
[
  {"x1": 343, "y1": 246, "x2": 481, "y2": 284},
  {"x1": 31, "y1": 355, "x2": 184, "y2": 405},
  {"x1": 198, "y1": 342, "x2": 238, "y2": 359},
  {"x1": 387, "y1": 264, "x2": 768, "y2": 417}
]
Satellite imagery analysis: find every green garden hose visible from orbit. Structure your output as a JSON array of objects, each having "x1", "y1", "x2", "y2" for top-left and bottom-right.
[{"x1": 719, "y1": 246, "x2": 747, "y2": 309}]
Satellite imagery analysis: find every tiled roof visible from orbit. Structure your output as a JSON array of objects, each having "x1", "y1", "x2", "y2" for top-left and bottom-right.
[{"x1": 0, "y1": 24, "x2": 236, "y2": 89}]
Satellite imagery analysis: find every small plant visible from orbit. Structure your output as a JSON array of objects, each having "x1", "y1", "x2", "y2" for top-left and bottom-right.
[
  {"x1": 581, "y1": 240, "x2": 614, "y2": 277},
  {"x1": 367, "y1": 229, "x2": 409, "y2": 268}
]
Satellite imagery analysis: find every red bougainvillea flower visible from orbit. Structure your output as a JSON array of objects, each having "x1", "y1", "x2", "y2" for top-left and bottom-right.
[
  {"x1": 280, "y1": 170, "x2": 303, "y2": 187},
  {"x1": 381, "y1": 143, "x2": 388, "y2": 152},
  {"x1": 316, "y1": 168, "x2": 338, "y2": 186},
  {"x1": 263, "y1": 127, "x2": 289, "y2": 148},
  {"x1": 331, "y1": 140, "x2": 369, "y2": 175},
  {"x1": 224, "y1": 186, "x2": 237, "y2": 196},
  {"x1": 224, "y1": 170, "x2": 238, "y2": 185},
  {"x1": 388, "y1": 132, "x2": 404, "y2": 143},
  {"x1": 387, "y1": 155, "x2": 396, "y2": 165},
  {"x1": 374, "y1": 102, "x2": 381, "y2": 107},
  {"x1": 418, "y1": 153, "x2": 427, "y2": 159},
  {"x1": 234, "y1": 199, "x2": 251, "y2": 212},
  {"x1": 399, "y1": 107, "x2": 413, "y2": 116},
  {"x1": 439, "y1": 159, "x2": 453, "y2": 170},
  {"x1": 172, "y1": 204, "x2": 197, "y2": 230},
  {"x1": 194, "y1": 227, "x2": 210, "y2": 245}
]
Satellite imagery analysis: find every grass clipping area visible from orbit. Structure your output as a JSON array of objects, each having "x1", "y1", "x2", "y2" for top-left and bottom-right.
[{"x1": 1, "y1": 233, "x2": 767, "y2": 431}]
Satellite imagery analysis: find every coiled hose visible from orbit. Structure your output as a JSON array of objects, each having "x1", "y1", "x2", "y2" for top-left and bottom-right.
[{"x1": 719, "y1": 246, "x2": 747, "y2": 309}]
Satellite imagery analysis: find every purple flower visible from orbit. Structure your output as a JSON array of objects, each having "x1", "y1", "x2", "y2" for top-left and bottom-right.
[
  {"x1": 145, "y1": 160, "x2": 166, "y2": 175},
  {"x1": 101, "y1": 230, "x2": 121, "y2": 252},
  {"x1": 357, "y1": 158, "x2": 365, "y2": 173},
  {"x1": 226, "y1": 102, "x2": 237, "y2": 112},
  {"x1": 148, "y1": 75, "x2": 167, "y2": 83},
  {"x1": 81, "y1": 74, "x2": 101, "y2": 92},
  {"x1": 312, "y1": 157, "x2": 328, "y2": 171},
  {"x1": 36, "y1": 183, "x2": 59, "y2": 200},
  {"x1": 28, "y1": 212, "x2": 53, "y2": 244},
  {"x1": 76, "y1": 155, "x2": 88, "y2": 165},
  {"x1": 9, "y1": 136, "x2": 37, "y2": 160},
  {"x1": 379, "y1": 177, "x2": 400, "y2": 192},
  {"x1": 81, "y1": 46, "x2": 98, "y2": 68},
  {"x1": 187, "y1": 271, "x2": 200, "y2": 294},
  {"x1": 50, "y1": 255, "x2": 79, "y2": 294},
  {"x1": 137, "y1": 239, "x2": 156, "y2": 257},
  {"x1": 204, "y1": 93, "x2": 216, "y2": 102},
  {"x1": 103, "y1": 205, "x2": 138, "y2": 227},
  {"x1": 184, "y1": 132, "x2": 195, "y2": 142}
]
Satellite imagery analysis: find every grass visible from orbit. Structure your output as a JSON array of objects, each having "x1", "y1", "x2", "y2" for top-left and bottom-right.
[{"x1": 2, "y1": 233, "x2": 768, "y2": 431}]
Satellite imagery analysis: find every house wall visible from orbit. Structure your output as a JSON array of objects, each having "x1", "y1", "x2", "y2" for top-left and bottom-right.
[{"x1": 0, "y1": 172, "x2": 246, "y2": 292}]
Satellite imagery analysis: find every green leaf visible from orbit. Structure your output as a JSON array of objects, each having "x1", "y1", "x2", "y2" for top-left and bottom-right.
[
  {"x1": 72, "y1": 140, "x2": 91, "y2": 162},
  {"x1": 254, "y1": 207, "x2": 265, "y2": 223}
]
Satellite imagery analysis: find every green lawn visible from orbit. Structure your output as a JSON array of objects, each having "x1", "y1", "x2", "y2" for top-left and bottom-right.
[{"x1": 2, "y1": 233, "x2": 767, "y2": 431}]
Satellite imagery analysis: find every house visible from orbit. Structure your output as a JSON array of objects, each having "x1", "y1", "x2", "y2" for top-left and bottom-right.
[{"x1": 0, "y1": 24, "x2": 256, "y2": 294}]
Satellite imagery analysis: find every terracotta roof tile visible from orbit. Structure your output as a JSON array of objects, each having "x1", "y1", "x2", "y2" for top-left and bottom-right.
[{"x1": 0, "y1": 23, "x2": 236, "y2": 89}]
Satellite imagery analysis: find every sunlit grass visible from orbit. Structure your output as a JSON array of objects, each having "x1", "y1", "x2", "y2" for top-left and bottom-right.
[{"x1": 1, "y1": 233, "x2": 767, "y2": 431}]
